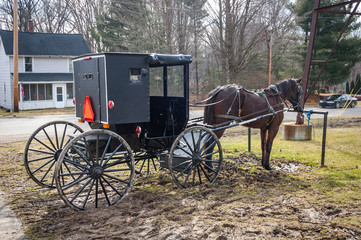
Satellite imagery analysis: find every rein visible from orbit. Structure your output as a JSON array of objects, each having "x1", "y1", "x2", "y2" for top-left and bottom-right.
[{"x1": 189, "y1": 86, "x2": 243, "y2": 107}]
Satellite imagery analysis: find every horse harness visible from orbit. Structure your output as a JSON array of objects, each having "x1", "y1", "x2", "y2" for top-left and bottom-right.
[{"x1": 214, "y1": 85, "x2": 286, "y2": 127}]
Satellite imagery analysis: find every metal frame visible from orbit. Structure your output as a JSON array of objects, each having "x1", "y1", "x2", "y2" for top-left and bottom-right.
[{"x1": 298, "y1": 0, "x2": 361, "y2": 123}]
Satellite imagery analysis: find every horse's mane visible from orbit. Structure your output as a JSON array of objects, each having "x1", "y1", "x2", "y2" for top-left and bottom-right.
[{"x1": 265, "y1": 79, "x2": 296, "y2": 98}]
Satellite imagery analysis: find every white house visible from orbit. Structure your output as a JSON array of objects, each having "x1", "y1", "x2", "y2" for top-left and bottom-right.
[{"x1": 0, "y1": 29, "x2": 90, "y2": 111}]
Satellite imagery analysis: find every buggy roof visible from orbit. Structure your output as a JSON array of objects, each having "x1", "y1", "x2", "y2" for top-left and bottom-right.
[{"x1": 73, "y1": 52, "x2": 192, "y2": 67}]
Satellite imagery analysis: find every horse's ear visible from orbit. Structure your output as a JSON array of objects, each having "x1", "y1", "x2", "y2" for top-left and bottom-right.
[{"x1": 296, "y1": 78, "x2": 302, "y2": 84}]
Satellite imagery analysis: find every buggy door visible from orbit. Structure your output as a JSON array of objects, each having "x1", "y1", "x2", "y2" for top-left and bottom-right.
[{"x1": 73, "y1": 56, "x2": 103, "y2": 122}]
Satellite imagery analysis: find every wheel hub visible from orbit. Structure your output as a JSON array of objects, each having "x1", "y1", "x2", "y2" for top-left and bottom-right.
[
  {"x1": 54, "y1": 149, "x2": 62, "y2": 161},
  {"x1": 192, "y1": 155, "x2": 202, "y2": 166},
  {"x1": 91, "y1": 166, "x2": 104, "y2": 179}
]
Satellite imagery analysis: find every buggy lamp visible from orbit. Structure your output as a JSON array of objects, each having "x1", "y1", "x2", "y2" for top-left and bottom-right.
[
  {"x1": 108, "y1": 100, "x2": 115, "y2": 109},
  {"x1": 103, "y1": 124, "x2": 110, "y2": 129},
  {"x1": 78, "y1": 119, "x2": 84, "y2": 123},
  {"x1": 136, "y1": 126, "x2": 142, "y2": 135}
]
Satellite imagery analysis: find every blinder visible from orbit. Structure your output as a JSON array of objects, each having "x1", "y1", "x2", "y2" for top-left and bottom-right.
[{"x1": 289, "y1": 80, "x2": 303, "y2": 111}]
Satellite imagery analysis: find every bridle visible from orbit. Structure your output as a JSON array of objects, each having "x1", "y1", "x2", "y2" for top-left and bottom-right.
[{"x1": 289, "y1": 81, "x2": 303, "y2": 110}]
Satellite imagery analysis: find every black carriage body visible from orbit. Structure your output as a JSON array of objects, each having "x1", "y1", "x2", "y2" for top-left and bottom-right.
[
  {"x1": 73, "y1": 52, "x2": 191, "y2": 150},
  {"x1": 73, "y1": 53, "x2": 150, "y2": 124}
]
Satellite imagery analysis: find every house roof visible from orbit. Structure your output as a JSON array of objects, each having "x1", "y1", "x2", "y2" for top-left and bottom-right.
[
  {"x1": 0, "y1": 30, "x2": 90, "y2": 56},
  {"x1": 16, "y1": 73, "x2": 73, "y2": 82}
]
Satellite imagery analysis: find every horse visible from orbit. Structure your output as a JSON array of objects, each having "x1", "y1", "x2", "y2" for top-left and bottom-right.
[{"x1": 203, "y1": 78, "x2": 303, "y2": 170}]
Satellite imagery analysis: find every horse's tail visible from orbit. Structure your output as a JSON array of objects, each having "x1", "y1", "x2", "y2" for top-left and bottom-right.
[{"x1": 203, "y1": 87, "x2": 221, "y2": 125}]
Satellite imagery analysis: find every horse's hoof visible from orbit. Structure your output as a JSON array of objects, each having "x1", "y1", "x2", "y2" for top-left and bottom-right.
[{"x1": 264, "y1": 165, "x2": 272, "y2": 171}]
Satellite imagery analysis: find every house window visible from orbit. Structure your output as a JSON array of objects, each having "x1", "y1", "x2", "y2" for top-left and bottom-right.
[
  {"x1": 25, "y1": 57, "x2": 32, "y2": 72},
  {"x1": 21, "y1": 84, "x2": 53, "y2": 101},
  {"x1": 66, "y1": 83, "x2": 73, "y2": 99},
  {"x1": 23, "y1": 85, "x2": 30, "y2": 101},
  {"x1": 38, "y1": 84, "x2": 45, "y2": 100},
  {"x1": 46, "y1": 84, "x2": 53, "y2": 100}
]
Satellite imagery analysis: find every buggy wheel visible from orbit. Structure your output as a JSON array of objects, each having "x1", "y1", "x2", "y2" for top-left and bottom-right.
[
  {"x1": 24, "y1": 121, "x2": 84, "y2": 188},
  {"x1": 134, "y1": 151, "x2": 159, "y2": 174},
  {"x1": 168, "y1": 126, "x2": 222, "y2": 188},
  {"x1": 55, "y1": 129, "x2": 134, "y2": 210}
]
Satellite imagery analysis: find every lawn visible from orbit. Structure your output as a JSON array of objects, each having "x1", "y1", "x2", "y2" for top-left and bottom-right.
[
  {"x1": 0, "y1": 116, "x2": 360, "y2": 239},
  {"x1": 221, "y1": 117, "x2": 361, "y2": 204}
]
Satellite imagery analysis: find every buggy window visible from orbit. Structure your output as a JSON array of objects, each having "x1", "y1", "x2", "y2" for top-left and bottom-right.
[
  {"x1": 149, "y1": 67, "x2": 163, "y2": 96},
  {"x1": 168, "y1": 65, "x2": 184, "y2": 97},
  {"x1": 149, "y1": 65, "x2": 185, "y2": 97},
  {"x1": 129, "y1": 68, "x2": 142, "y2": 84}
]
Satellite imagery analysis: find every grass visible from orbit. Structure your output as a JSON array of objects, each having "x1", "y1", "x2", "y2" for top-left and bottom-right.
[{"x1": 220, "y1": 117, "x2": 361, "y2": 204}]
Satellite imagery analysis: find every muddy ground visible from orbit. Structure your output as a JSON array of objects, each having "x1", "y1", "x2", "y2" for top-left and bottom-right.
[{"x1": 1, "y1": 118, "x2": 360, "y2": 239}]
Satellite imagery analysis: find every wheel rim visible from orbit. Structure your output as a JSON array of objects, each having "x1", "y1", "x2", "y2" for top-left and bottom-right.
[
  {"x1": 24, "y1": 121, "x2": 84, "y2": 188},
  {"x1": 55, "y1": 130, "x2": 134, "y2": 210},
  {"x1": 169, "y1": 126, "x2": 222, "y2": 188}
]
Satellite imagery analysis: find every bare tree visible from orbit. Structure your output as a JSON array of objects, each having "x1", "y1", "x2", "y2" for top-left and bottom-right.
[
  {"x1": 0, "y1": 0, "x2": 40, "y2": 31},
  {"x1": 33, "y1": 0, "x2": 70, "y2": 33},
  {"x1": 206, "y1": 0, "x2": 271, "y2": 85}
]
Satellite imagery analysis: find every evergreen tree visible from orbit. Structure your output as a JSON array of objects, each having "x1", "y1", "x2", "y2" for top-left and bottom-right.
[
  {"x1": 346, "y1": 81, "x2": 350, "y2": 94},
  {"x1": 294, "y1": 0, "x2": 361, "y2": 87},
  {"x1": 350, "y1": 79, "x2": 355, "y2": 92},
  {"x1": 355, "y1": 74, "x2": 361, "y2": 93}
]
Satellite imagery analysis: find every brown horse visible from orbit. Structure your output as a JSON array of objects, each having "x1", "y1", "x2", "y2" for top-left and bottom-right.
[{"x1": 203, "y1": 79, "x2": 302, "y2": 170}]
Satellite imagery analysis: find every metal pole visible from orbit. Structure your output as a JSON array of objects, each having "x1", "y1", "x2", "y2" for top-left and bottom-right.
[
  {"x1": 13, "y1": 0, "x2": 19, "y2": 112},
  {"x1": 297, "y1": 0, "x2": 320, "y2": 124},
  {"x1": 248, "y1": 128, "x2": 251, "y2": 152},
  {"x1": 321, "y1": 112, "x2": 328, "y2": 167}
]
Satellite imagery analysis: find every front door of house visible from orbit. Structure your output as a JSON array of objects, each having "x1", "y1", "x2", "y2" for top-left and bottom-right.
[{"x1": 53, "y1": 84, "x2": 65, "y2": 108}]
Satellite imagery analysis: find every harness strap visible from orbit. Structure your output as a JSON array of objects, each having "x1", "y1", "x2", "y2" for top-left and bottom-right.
[
  {"x1": 189, "y1": 87, "x2": 242, "y2": 107},
  {"x1": 227, "y1": 89, "x2": 241, "y2": 115},
  {"x1": 262, "y1": 91, "x2": 275, "y2": 114},
  {"x1": 215, "y1": 102, "x2": 284, "y2": 121}
]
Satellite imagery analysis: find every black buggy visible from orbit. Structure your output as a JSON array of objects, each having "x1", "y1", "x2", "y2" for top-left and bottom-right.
[{"x1": 24, "y1": 53, "x2": 223, "y2": 210}]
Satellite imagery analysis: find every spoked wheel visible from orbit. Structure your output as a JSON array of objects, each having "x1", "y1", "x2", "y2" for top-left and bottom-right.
[
  {"x1": 24, "y1": 121, "x2": 84, "y2": 188},
  {"x1": 134, "y1": 151, "x2": 159, "y2": 174},
  {"x1": 168, "y1": 126, "x2": 223, "y2": 188},
  {"x1": 55, "y1": 129, "x2": 135, "y2": 210}
]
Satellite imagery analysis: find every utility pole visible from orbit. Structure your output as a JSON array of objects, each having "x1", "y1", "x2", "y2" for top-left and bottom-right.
[
  {"x1": 13, "y1": 0, "x2": 19, "y2": 112},
  {"x1": 267, "y1": 35, "x2": 272, "y2": 86}
]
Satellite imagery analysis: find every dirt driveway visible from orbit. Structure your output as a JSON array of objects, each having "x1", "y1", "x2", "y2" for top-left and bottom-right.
[{"x1": 0, "y1": 119, "x2": 360, "y2": 239}]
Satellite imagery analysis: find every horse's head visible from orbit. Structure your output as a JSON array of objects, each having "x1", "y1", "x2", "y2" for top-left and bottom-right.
[{"x1": 288, "y1": 78, "x2": 303, "y2": 111}]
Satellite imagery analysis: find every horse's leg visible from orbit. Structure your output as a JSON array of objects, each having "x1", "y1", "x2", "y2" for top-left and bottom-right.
[
  {"x1": 263, "y1": 126, "x2": 280, "y2": 170},
  {"x1": 260, "y1": 128, "x2": 267, "y2": 167}
]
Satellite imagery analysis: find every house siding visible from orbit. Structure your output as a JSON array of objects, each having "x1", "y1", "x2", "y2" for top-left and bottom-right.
[
  {"x1": 34, "y1": 57, "x2": 69, "y2": 73},
  {"x1": 0, "y1": 39, "x2": 12, "y2": 110},
  {"x1": 0, "y1": 30, "x2": 89, "y2": 111},
  {"x1": 10, "y1": 56, "x2": 69, "y2": 73}
]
